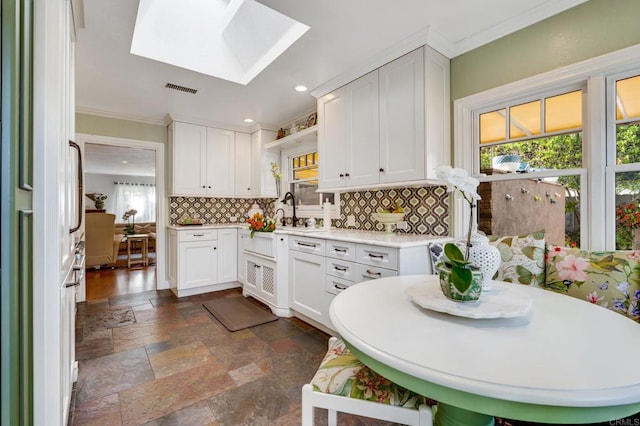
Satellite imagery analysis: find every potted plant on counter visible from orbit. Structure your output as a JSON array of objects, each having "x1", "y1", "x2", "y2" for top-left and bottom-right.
[{"x1": 435, "y1": 166, "x2": 484, "y2": 302}]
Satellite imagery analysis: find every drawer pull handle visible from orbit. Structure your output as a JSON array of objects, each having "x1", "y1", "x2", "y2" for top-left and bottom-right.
[
  {"x1": 297, "y1": 242, "x2": 317, "y2": 248},
  {"x1": 193, "y1": 233, "x2": 205, "y2": 237},
  {"x1": 65, "y1": 282, "x2": 79, "y2": 288},
  {"x1": 368, "y1": 253, "x2": 384, "y2": 259},
  {"x1": 334, "y1": 284, "x2": 347, "y2": 291},
  {"x1": 366, "y1": 269, "x2": 382, "y2": 276},
  {"x1": 334, "y1": 266, "x2": 348, "y2": 272},
  {"x1": 333, "y1": 248, "x2": 347, "y2": 253},
  {"x1": 254, "y1": 265, "x2": 261, "y2": 268}
]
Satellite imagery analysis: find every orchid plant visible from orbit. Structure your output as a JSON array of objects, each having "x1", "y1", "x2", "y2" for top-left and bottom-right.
[
  {"x1": 435, "y1": 166, "x2": 482, "y2": 293},
  {"x1": 122, "y1": 209, "x2": 138, "y2": 235},
  {"x1": 271, "y1": 162, "x2": 282, "y2": 198}
]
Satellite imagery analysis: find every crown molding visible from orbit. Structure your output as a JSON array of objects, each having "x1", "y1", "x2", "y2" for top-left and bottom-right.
[
  {"x1": 76, "y1": 106, "x2": 166, "y2": 126},
  {"x1": 310, "y1": 26, "x2": 432, "y2": 98},
  {"x1": 452, "y1": 0, "x2": 589, "y2": 57}
]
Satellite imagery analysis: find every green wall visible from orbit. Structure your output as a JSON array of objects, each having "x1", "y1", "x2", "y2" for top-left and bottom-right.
[
  {"x1": 76, "y1": 113, "x2": 167, "y2": 144},
  {"x1": 451, "y1": 0, "x2": 640, "y2": 100}
]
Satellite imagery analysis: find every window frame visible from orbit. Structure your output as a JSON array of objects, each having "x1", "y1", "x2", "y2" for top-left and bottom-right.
[
  {"x1": 280, "y1": 141, "x2": 340, "y2": 220},
  {"x1": 453, "y1": 43, "x2": 640, "y2": 250}
]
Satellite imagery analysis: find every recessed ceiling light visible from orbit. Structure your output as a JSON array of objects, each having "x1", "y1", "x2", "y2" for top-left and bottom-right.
[
  {"x1": 243, "y1": 118, "x2": 254, "y2": 123},
  {"x1": 295, "y1": 85, "x2": 308, "y2": 92},
  {"x1": 122, "y1": 160, "x2": 128, "y2": 164}
]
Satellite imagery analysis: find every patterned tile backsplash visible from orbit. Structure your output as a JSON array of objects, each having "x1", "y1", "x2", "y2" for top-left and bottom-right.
[
  {"x1": 334, "y1": 186, "x2": 449, "y2": 235},
  {"x1": 169, "y1": 186, "x2": 449, "y2": 235}
]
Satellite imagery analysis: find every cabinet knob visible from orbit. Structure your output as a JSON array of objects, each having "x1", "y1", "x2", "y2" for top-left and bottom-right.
[
  {"x1": 345, "y1": 173, "x2": 350, "y2": 177},
  {"x1": 208, "y1": 186, "x2": 211, "y2": 189},
  {"x1": 213, "y1": 247, "x2": 217, "y2": 250},
  {"x1": 202, "y1": 185, "x2": 206, "y2": 189},
  {"x1": 379, "y1": 168, "x2": 385, "y2": 172},
  {"x1": 339, "y1": 174, "x2": 344, "y2": 178},
  {"x1": 247, "y1": 187, "x2": 251, "y2": 191}
]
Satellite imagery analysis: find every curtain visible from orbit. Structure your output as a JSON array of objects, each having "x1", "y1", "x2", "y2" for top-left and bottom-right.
[{"x1": 113, "y1": 182, "x2": 156, "y2": 223}]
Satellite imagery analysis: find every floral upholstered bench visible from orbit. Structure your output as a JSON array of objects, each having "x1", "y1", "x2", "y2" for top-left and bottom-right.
[{"x1": 302, "y1": 337, "x2": 434, "y2": 426}]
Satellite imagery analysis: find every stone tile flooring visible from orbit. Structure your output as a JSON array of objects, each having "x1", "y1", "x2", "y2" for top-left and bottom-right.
[{"x1": 72, "y1": 288, "x2": 392, "y2": 425}]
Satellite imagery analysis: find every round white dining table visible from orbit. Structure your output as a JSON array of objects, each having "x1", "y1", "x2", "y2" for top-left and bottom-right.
[{"x1": 329, "y1": 275, "x2": 640, "y2": 425}]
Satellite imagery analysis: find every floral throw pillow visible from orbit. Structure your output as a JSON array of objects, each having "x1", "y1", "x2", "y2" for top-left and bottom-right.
[
  {"x1": 544, "y1": 245, "x2": 640, "y2": 322},
  {"x1": 487, "y1": 231, "x2": 546, "y2": 286},
  {"x1": 310, "y1": 337, "x2": 430, "y2": 409}
]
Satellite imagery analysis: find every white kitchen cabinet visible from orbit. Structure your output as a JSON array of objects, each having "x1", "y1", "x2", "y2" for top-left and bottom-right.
[
  {"x1": 206, "y1": 127, "x2": 235, "y2": 196},
  {"x1": 250, "y1": 129, "x2": 279, "y2": 197},
  {"x1": 169, "y1": 121, "x2": 207, "y2": 195},
  {"x1": 169, "y1": 121, "x2": 236, "y2": 196},
  {"x1": 235, "y1": 132, "x2": 253, "y2": 197},
  {"x1": 217, "y1": 228, "x2": 238, "y2": 283},
  {"x1": 168, "y1": 228, "x2": 241, "y2": 297},
  {"x1": 245, "y1": 254, "x2": 277, "y2": 305},
  {"x1": 289, "y1": 237, "x2": 329, "y2": 326},
  {"x1": 318, "y1": 46, "x2": 450, "y2": 191},
  {"x1": 318, "y1": 71, "x2": 379, "y2": 188},
  {"x1": 237, "y1": 231, "x2": 248, "y2": 284},
  {"x1": 379, "y1": 47, "x2": 425, "y2": 183}
]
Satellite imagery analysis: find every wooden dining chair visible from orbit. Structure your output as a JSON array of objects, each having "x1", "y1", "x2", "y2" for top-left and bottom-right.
[{"x1": 302, "y1": 337, "x2": 434, "y2": 426}]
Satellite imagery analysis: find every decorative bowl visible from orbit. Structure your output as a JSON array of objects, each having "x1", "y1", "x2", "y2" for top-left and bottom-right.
[{"x1": 371, "y1": 212, "x2": 404, "y2": 233}]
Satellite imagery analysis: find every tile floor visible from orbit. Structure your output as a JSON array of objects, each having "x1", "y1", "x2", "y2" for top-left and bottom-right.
[{"x1": 72, "y1": 283, "x2": 392, "y2": 425}]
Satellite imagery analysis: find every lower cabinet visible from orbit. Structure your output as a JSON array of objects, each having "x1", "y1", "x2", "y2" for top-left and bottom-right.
[
  {"x1": 289, "y1": 248, "x2": 329, "y2": 326},
  {"x1": 244, "y1": 253, "x2": 276, "y2": 305},
  {"x1": 168, "y1": 228, "x2": 239, "y2": 297}
]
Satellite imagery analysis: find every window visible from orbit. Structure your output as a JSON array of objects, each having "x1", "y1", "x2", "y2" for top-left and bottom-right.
[
  {"x1": 611, "y1": 74, "x2": 640, "y2": 249},
  {"x1": 454, "y1": 45, "x2": 640, "y2": 250},
  {"x1": 113, "y1": 182, "x2": 156, "y2": 223},
  {"x1": 289, "y1": 151, "x2": 334, "y2": 206}
]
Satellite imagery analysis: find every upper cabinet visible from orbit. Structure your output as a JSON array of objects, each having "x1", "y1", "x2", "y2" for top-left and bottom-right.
[
  {"x1": 318, "y1": 45, "x2": 450, "y2": 191},
  {"x1": 169, "y1": 121, "x2": 236, "y2": 197},
  {"x1": 169, "y1": 120, "x2": 279, "y2": 198}
]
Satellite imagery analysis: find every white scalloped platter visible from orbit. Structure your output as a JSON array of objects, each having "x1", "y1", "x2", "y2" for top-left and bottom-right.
[{"x1": 405, "y1": 278, "x2": 533, "y2": 319}]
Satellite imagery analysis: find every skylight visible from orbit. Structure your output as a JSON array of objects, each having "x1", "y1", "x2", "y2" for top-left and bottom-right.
[{"x1": 130, "y1": 0, "x2": 309, "y2": 85}]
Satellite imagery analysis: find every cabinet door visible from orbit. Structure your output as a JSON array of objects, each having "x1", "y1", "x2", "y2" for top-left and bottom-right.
[
  {"x1": 346, "y1": 70, "x2": 380, "y2": 186},
  {"x1": 251, "y1": 130, "x2": 279, "y2": 197},
  {"x1": 235, "y1": 132, "x2": 253, "y2": 197},
  {"x1": 424, "y1": 45, "x2": 451, "y2": 180},
  {"x1": 318, "y1": 86, "x2": 347, "y2": 189},
  {"x1": 168, "y1": 230, "x2": 178, "y2": 288},
  {"x1": 238, "y1": 232, "x2": 247, "y2": 284},
  {"x1": 217, "y1": 228, "x2": 238, "y2": 283},
  {"x1": 379, "y1": 48, "x2": 425, "y2": 183},
  {"x1": 206, "y1": 127, "x2": 235, "y2": 196},
  {"x1": 179, "y1": 240, "x2": 218, "y2": 290},
  {"x1": 289, "y1": 250, "x2": 327, "y2": 323},
  {"x1": 172, "y1": 122, "x2": 207, "y2": 195}
]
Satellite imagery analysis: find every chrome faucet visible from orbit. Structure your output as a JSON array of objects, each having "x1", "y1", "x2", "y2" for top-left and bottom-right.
[
  {"x1": 281, "y1": 192, "x2": 298, "y2": 227},
  {"x1": 275, "y1": 208, "x2": 286, "y2": 226}
]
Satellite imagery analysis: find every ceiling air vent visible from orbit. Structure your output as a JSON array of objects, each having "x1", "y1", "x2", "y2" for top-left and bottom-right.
[{"x1": 164, "y1": 82, "x2": 198, "y2": 94}]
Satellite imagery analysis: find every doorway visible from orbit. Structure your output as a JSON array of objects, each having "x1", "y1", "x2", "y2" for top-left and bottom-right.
[{"x1": 76, "y1": 134, "x2": 166, "y2": 302}]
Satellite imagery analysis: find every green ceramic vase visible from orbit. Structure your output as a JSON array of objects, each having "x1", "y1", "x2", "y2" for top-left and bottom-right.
[{"x1": 438, "y1": 263, "x2": 484, "y2": 302}]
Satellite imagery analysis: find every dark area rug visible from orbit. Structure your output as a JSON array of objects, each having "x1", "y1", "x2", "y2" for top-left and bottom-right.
[{"x1": 203, "y1": 296, "x2": 278, "y2": 332}]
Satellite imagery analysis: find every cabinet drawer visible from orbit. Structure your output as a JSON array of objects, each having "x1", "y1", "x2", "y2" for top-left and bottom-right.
[
  {"x1": 325, "y1": 240, "x2": 357, "y2": 261},
  {"x1": 356, "y1": 244, "x2": 398, "y2": 270},
  {"x1": 178, "y1": 229, "x2": 217, "y2": 242},
  {"x1": 325, "y1": 258, "x2": 357, "y2": 282},
  {"x1": 354, "y1": 263, "x2": 397, "y2": 282},
  {"x1": 326, "y1": 275, "x2": 354, "y2": 296},
  {"x1": 289, "y1": 236, "x2": 325, "y2": 255}
]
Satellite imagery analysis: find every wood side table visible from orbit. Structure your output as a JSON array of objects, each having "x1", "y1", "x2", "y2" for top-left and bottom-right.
[{"x1": 126, "y1": 234, "x2": 149, "y2": 268}]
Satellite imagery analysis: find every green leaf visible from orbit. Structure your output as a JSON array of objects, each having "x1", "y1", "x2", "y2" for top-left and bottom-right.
[
  {"x1": 591, "y1": 255, "x2": 624, "y2": 272},
  {"x1": 531, "y1": 230, "x2": 545, "y2": 240},
  {"x1": 451, "y1": 266, "x2": 472, "y2": 293},
  {"x1": 444, "y1": 243, "x2": 465, "y2": 262},
  {"x1": 500, "y1": 237, "x2": 513, "y2": 247},
  {"x1": 496, "y1": 242, "x2": 513, "y2": 262},
  {"x1": 516, "y1": 265, "x2": 533, "y2": 284},
  {"x1": 521, "y1": 246, "x2": 538, "y2": 260},
  {"x1": 320, "y1": 354, "x2": 361, "y2": 369}
]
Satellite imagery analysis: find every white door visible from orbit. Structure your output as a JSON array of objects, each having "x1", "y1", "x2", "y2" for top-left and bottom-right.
[
  {"x1": 172, "y1": 122, "x2": 207, "y2": 195},
  {"x1": 235, "y1": 132, "x2": 253, "y2": 197},
  {"x1": 379, "y1": 48, "x2": 425, "y2": 183},
  {"x1": 346, "y1": 70, "x2": 380, "y2": 186},
  {"x1": 289, "y1": 250, "x2": 326, "y2": 323},
  {"x1": 206, "y1": 127, "x2": 235, "y2": 196},
  {"x1": 217, "y1": 228, "x2": 238, "y2": 283},
  {"x1": 318, "y1": 86, "x2": 347, "y2": 189},
  {"x1": 179, "y1": 240, "x2": 218, "y2": 289}
]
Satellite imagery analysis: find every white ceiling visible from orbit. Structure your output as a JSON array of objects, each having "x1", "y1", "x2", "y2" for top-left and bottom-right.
[
  {"x1": 75, "y1": 0, "x2": 588, "y2": 131},
  {"x1": 84, "y1": 143, "x2": 156, "y2": 177}
]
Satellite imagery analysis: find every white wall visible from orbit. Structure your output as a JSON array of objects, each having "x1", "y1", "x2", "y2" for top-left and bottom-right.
[{"x1": 85, "y1": 173, "x2": 155, "y2": 213}]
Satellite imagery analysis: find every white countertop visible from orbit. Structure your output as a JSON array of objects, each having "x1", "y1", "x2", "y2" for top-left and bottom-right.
[{"x1": 168, "y1": 224, "x2": 451, "y2": 248}]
